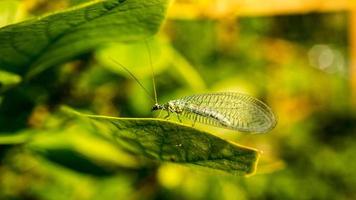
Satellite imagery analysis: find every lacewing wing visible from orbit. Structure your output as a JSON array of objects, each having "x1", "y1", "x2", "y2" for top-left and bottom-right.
[{"x1": 162, "y1": 92, "x2": 277, "y2": 133}]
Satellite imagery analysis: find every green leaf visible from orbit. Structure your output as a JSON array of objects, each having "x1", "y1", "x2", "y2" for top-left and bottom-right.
[
  {"x1": 27, "y1": 124, "x2": 145, "y2": 176},
  {"x1": 0, "y1": 130, "x2": 32, "y2": 145},
  {"x1": 0, "y1": 70, "x2": 22, "y2": 92},
  {"x1": 1, "y1": 108, "x2": 259, "y2": 176},
  {"x1": 0, "y1": 0, "x2": 170, "y2": 78},
  {"x1": 84, "y1": 114, "x2": 260, "y2": 176}
]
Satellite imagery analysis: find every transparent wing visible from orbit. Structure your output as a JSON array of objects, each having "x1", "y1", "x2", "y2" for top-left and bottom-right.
[{"x1": 174, "y1": 92, "x2": 277, "y2": 133}]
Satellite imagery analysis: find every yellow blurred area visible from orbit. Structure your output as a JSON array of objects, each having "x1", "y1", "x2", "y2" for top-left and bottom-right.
[
  {"x1": 0, "y1": 0, "x2": 22, "y2": 27},
  {"x1": 21, "y1": 0, "x2": 69, "y2": 15},
  {"x1": 169, "y1": 0, "x2": 356, "y2": 19},
  {"x1": 158, "y1": 163, "x2": 188, "y2": 188}
]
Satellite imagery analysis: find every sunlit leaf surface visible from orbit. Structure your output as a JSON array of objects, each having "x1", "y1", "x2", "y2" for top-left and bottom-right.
[
  {"x1": 85, "y1": 114, "x2": 260, "y2": 176},
  {"x1": 0, "y1": 0, "x2": 170, "y2": 78},
  {"x1": 0, "y1": 70, "x2": 21, "y2": 92}
]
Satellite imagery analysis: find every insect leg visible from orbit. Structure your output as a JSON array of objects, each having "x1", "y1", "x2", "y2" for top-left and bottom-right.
[
  {"x1": 176, "y1": 113, "x2": 182, "y2": 123},
  {"x1": 164, "y1": 111, "x2": 170, "y2": 119}
]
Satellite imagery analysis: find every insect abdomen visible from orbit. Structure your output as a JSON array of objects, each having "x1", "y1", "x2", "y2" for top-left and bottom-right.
[
  {"x1": 166, "y1": 100, "x2": 233, "y2": 128},
  {"x1": 182, "y1": 104, "x2": 231, "y2": 127}
]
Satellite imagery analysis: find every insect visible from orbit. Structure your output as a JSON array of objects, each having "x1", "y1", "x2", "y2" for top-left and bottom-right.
[
  {"x1": 110, "y1": 40, "x2": 277, "y2": 133},
  {"x1": 151, "y1": 92, "x2": 276, "y2": 133}
]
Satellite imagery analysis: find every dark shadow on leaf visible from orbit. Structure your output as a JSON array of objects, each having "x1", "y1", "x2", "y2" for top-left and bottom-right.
[{"x1": 38, "y1": 148, "x2": 116, "y2": 176}]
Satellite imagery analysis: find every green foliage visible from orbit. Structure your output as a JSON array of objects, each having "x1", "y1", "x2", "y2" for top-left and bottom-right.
[
  {"x1": 0, "y1": 1, "x2": 355, "y2": 200},
  {"x1": 0, "y1": 0, "x2": 259, "y2": 183},
  {"x1": 86, "y1": 114, "x2": 259, "y2": 176},
  {"x1": 0, "y1": 70, "x2": 21, "y2": 92},
  {"x1": 0, "y1": 0, "x2": 169, "y2": 78},
  {"x1": 21, "y1": 109, "x2": 259, "y2": 176}
]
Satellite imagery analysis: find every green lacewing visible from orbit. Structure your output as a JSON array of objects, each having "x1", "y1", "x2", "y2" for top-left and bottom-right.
[
  {"x1": 110, "y1": 41, "x2": 277, "y2": 133},
  {"x1": 151, "y1": 92, "x2": 276, "y2": 133}
]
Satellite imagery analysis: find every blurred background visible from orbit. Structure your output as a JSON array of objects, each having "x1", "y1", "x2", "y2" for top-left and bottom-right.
[{"x1": 1, "y1": 0, "x2": 356, "y2": 199}]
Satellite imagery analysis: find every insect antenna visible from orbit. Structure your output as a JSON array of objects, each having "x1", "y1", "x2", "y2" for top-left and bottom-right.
[
  {"x1": 144, "y1": 39, "x2": 159, "y2": 105},
  {"x1": 109, "y1": 57, "x2": 155, "y2": 103}
]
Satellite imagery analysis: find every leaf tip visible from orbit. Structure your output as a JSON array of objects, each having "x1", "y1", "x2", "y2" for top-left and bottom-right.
[{"x1": 244, "y1": 151, "x2": 260, "y2": 177}]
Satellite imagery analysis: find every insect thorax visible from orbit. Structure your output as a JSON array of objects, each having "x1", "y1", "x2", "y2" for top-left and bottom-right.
[{"x1": 165, "y1": 100, "x2": 184, "y2": 113}]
